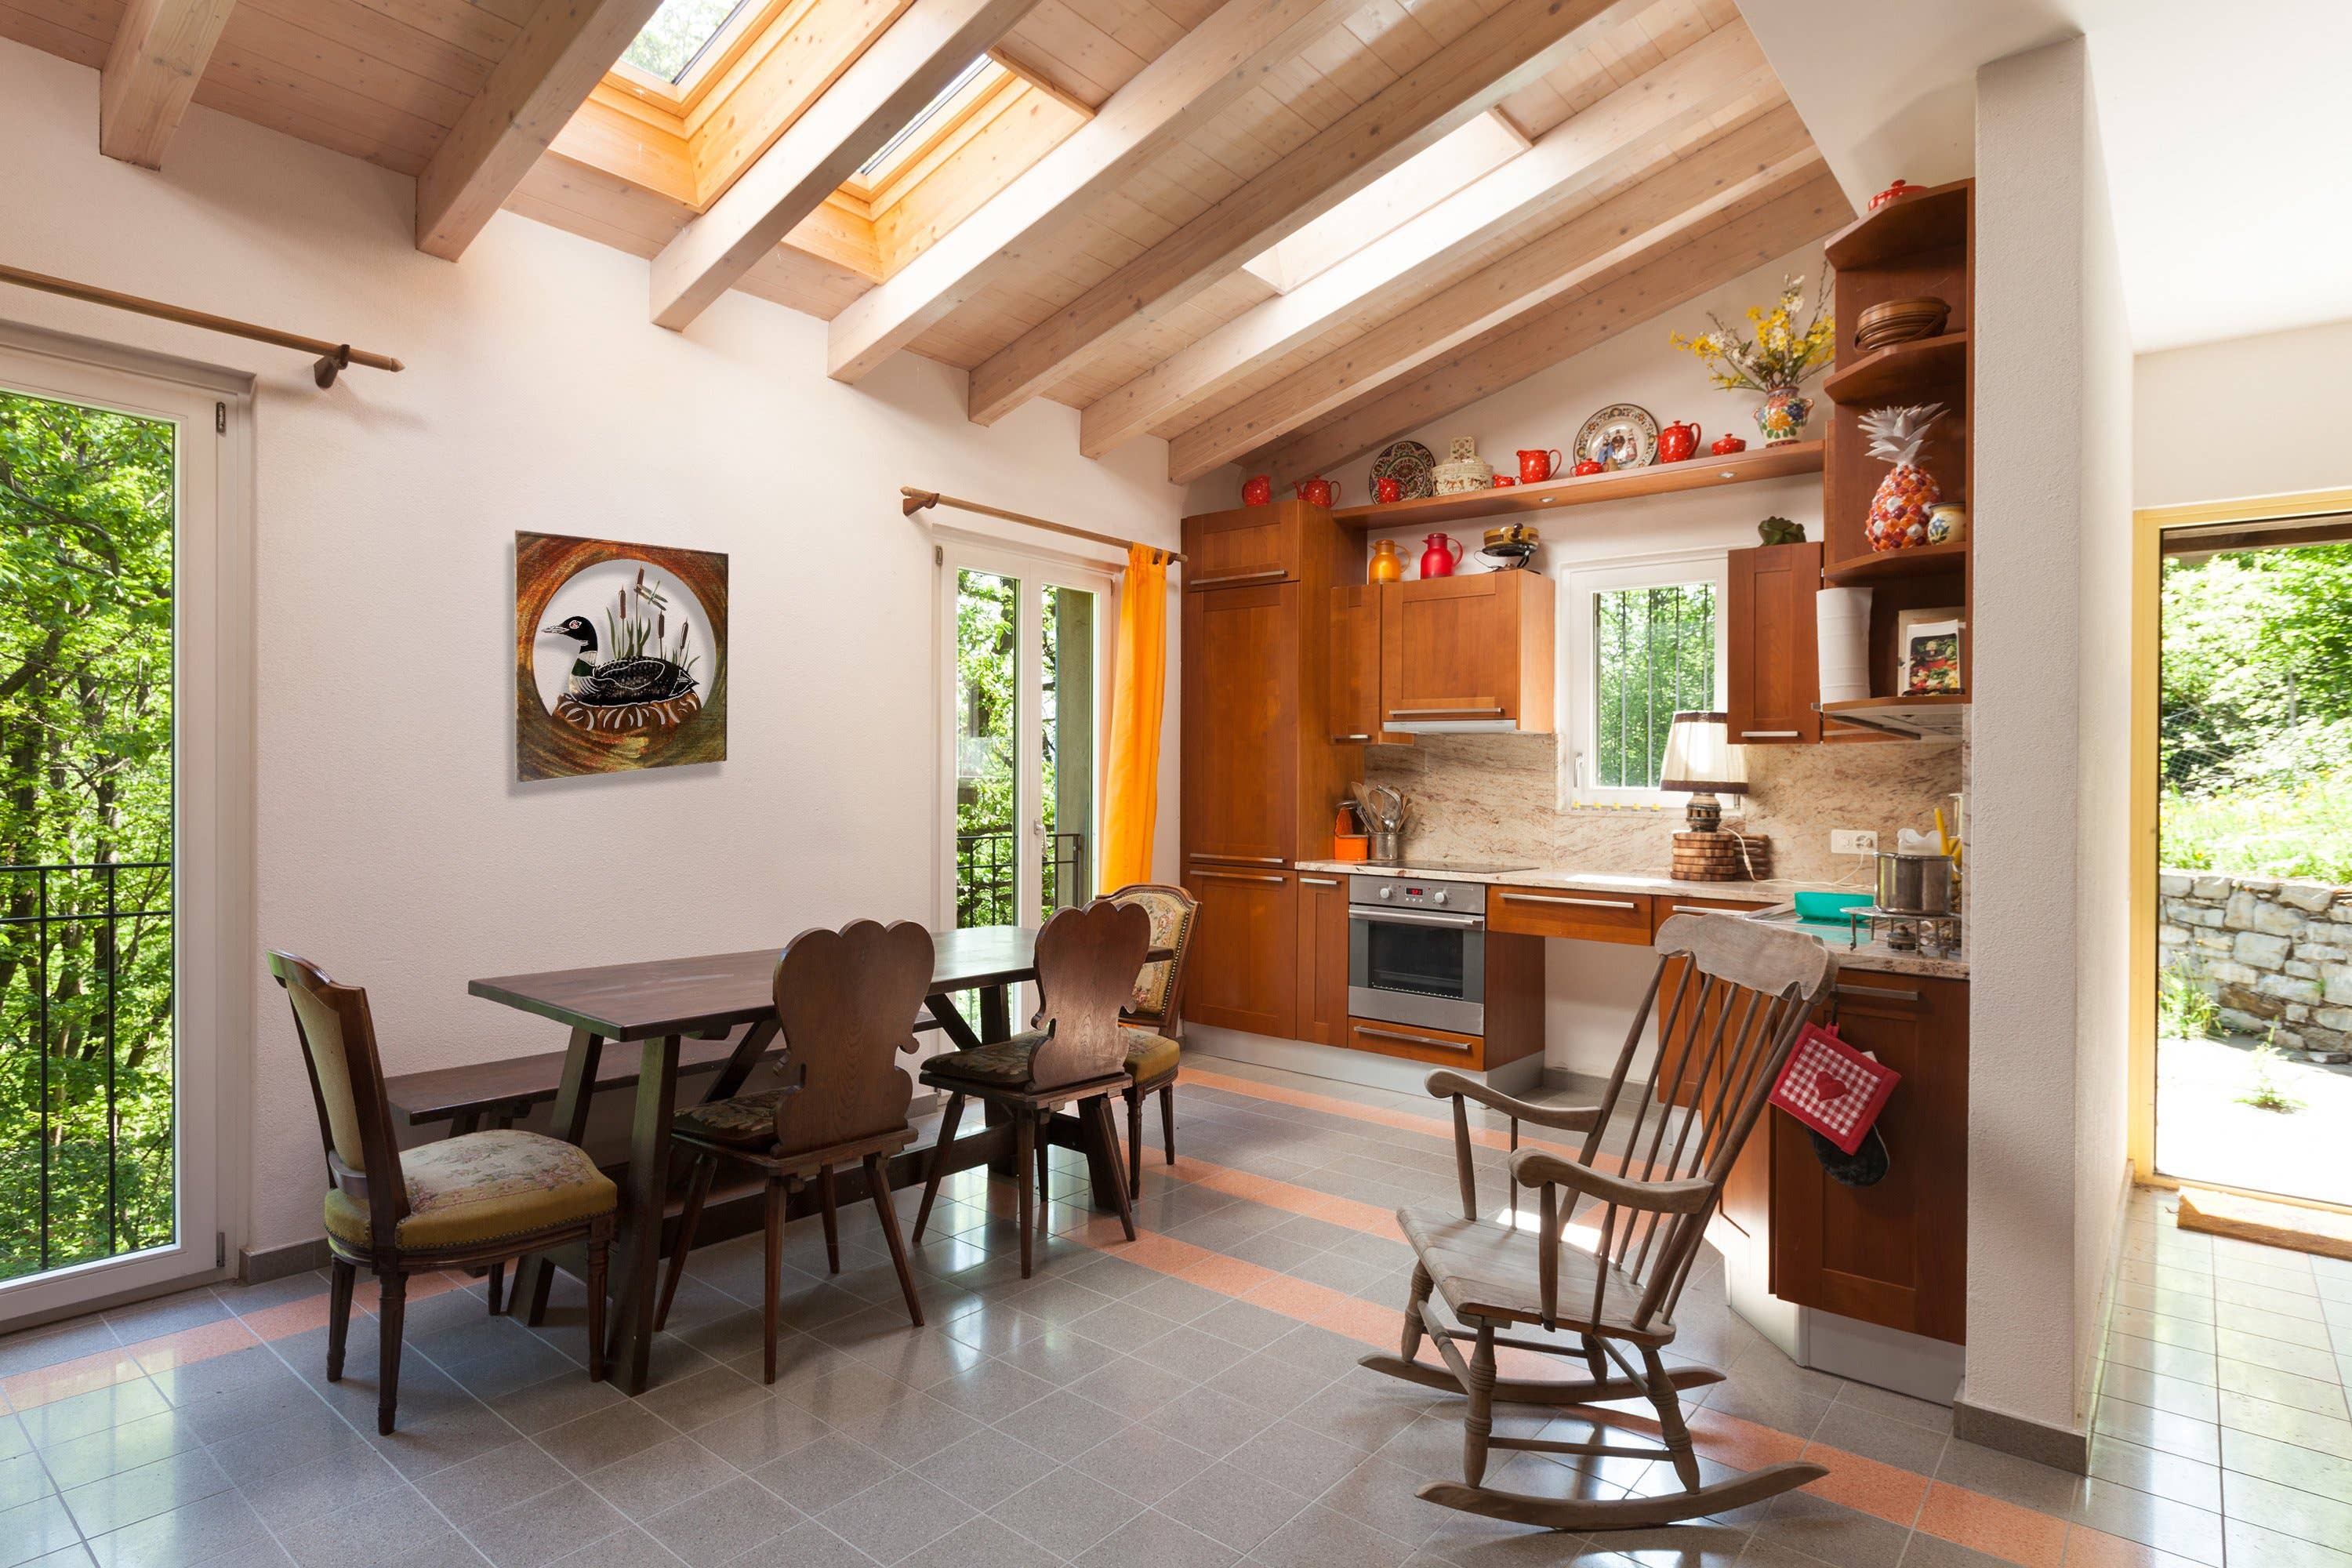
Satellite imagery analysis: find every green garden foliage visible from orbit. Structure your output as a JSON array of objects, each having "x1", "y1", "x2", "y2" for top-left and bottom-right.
[
  {"x1": 1, "y1": 388, "x2": 176, "y2": 1283},
  {"x1": 2161, "y1": 543, "x2": 2352, "y2": 884},
  {"x1": 1594, "y1": 583, "x2": 1717, "y2": 790}
]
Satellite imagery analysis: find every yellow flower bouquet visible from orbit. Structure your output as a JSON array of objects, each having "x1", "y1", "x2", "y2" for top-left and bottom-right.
[{"x1": 1668, "y1": 267, "x2": 1835, "y2": 392}]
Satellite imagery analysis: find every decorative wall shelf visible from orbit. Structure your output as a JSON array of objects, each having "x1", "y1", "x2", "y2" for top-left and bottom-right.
[
  {"x1": 1820, "y1": 540, "x2": 1969, "y2": 584},
  {"x1": 1822, "y1": 332, "x2": 1969, "y2": 405},
  {"x1": 1824, "y1": 183, "x2": 1971, "y2": 270},
  {"x1": 1327, "y1": 441, "x2": 1824, "y2": 529}
]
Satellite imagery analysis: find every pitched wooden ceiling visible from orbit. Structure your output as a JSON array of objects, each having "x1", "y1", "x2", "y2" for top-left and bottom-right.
[{"x1": 3, "y1": 0, "x2": 1854, "y2": 483}]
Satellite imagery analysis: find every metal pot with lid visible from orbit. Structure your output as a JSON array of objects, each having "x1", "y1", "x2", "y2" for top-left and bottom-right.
[{"x1": 1875, "y1": 851, "x2": 1954, "y2": 915}]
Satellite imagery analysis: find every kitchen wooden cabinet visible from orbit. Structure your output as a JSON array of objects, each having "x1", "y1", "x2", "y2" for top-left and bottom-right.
[
  {"x1": 1726, "y1": 542, "x2": 1823, "y2": 746},
  {"x1": 1345, "y1": 1015, "x2": 1483, "y2": 1069},
  {"x1": 1181, "y1": 583, "x2": 1299, "y2": 866},
  {"x1": 1487, "y1": 886, "x2": 1650, "y2": 943},
  {"x1": 1377, "y1": 573, "x2": 1554, "y2": 732},
  {"x1": 1294, "y1": 873, "x2": 1350, "y2": 1047},
  {"x1": 1772, "y1": 973, "x2": 1969, "y2": 1343},
  {"x1": 1327, "y1": 585, "x2": 1382, "y2": 744},
  {"x1": 1181, "y1": 866, "x2": 1298, "y2": 1037},
  {"x1": 1182, "y1": 502, "x2": 1302, "y2": 591}
]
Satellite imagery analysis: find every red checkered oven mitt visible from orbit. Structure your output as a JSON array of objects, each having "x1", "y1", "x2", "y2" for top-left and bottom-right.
[{"x1": 1769, "y1": 1023, "x2": 1899, "y2": 1156}]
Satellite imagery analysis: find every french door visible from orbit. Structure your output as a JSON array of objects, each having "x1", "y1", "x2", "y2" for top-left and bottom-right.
[
  {"x1": 0, "y1": 336, "x2": 244, "y2": 1322},
  {"x1": 938, "y1": 541, "x2": 1115, "y2": 931}
]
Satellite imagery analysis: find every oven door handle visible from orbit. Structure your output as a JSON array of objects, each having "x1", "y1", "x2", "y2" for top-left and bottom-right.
[{"x1": 1353, "y1": 907, "x2": 1484, "y2": 928}]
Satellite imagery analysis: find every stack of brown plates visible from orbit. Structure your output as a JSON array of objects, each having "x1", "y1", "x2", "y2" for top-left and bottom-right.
[{"x1": 1856, "y1": 296, "x2": 1950, "y2": 352}]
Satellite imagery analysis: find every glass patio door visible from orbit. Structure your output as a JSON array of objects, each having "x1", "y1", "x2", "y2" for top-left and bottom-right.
[
  {"x1": 1, "y1": 341, "x2": 230, "y2": 1319},
  {"x1": 942, "y1": 544, "x2": 1109, "y2": 931}
]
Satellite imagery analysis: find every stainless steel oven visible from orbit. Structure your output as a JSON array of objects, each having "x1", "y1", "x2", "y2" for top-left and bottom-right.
[{"x1": 1348, "y1": 873, "x2": 1486, "y2": 1034}]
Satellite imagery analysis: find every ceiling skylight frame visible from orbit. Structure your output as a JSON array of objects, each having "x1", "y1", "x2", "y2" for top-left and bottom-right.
[
  {"x1": 841, "y1": 55, "x2": 1006, "y2": 195},
  {"x1": 608, "y1": 0, "x2": 794, "y2": 111}
]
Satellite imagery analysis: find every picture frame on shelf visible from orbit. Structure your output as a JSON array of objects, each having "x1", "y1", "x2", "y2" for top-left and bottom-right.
[{"x1": 1899, "y1": 615, "x2": 1963, "y2": 696}]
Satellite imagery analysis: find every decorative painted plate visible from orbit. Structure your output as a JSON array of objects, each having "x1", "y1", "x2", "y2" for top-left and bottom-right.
[
  {"x1": 1573, "y1": 403, "x2": 1659, "y2": 470},
  {"x1": 1370, "y1": 440, "x2": 1437, "y2": 499}
]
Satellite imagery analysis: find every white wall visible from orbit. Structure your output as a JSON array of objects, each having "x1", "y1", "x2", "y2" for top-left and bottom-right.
[
  {"x1": 1967, "y1": 34, "x2": 2133, "y2": 1454},
  {"x1": 0, "y1": 38, "x2": 1188, "y2": 1258},
  {"x1": 2137, "y1": 318, "x2": 2352, "y2": 506}
]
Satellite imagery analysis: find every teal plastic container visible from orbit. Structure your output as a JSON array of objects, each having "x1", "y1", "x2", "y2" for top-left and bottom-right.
[{"x1": 1793, "y1": 890, "x2": 1872, "y2": 921}]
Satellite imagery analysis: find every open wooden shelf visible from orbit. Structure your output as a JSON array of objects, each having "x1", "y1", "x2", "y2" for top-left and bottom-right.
[
  {"x1": 1329, "y1": 441, "x2": 1823, "y2": 528},
  {"x1": 1821, "y1": 539, "x2": 1969, "y2": 584},
  {"x1": 1823, "y1": 332, "x2": 1969, "y2": 405},
  {"x1": 1824, "y1": 181, "x2": 1972, "y2": 270},
  {"x1": 1821, "y1": 693, "x2": 1967, "y2": 739}
]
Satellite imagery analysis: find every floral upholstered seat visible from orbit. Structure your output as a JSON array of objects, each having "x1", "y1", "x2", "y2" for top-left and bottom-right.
[
  {"x1": 673, "y1": 1086, "x2": 791, "y2": 1145},
  {"x1": 321, "y1": 1128, "x2": 615, "y2": 1250},
  {"x1": 1111, "y1": 886, "x2": 1196, "y2": 1025}
]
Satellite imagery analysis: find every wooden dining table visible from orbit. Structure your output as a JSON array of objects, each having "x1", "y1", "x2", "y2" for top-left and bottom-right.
[{"x1": 467, "y1": 924, "x2": 1167, "y2": 1393}]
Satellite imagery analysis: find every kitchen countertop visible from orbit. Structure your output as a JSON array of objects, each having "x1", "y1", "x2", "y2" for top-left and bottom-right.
[{"x1": 1294, "y1": 858, "x2": 1967, "y2": 979}]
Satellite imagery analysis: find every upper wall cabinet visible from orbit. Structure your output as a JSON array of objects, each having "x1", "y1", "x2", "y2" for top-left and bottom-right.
[
  {"x1": 1184, "y1": 503, "x2": 1305, "y2": 591},
  {"x1": 1726, "y1": 542, "x2": 1823, "y2": 746},
  {"x1": 1377, "y1": 573, "x2": 1555, "y2": 735}
]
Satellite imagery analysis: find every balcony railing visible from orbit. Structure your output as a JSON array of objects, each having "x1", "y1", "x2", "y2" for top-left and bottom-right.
[
  {"x1": 955, "y1": 830, "x2": 1087, "y2": 927},
  {"x1": 0, "y1": 859, "x2": 174, "y2": 1284}
]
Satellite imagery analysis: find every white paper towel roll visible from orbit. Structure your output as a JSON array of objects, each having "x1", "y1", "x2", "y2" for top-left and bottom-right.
[{"x1": 1817, "y1": 586, "x2": 1873, "y2": 705}]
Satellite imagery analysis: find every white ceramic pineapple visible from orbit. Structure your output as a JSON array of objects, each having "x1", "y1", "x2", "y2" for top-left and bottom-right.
[{"x1": 1860, "y1": 403, "x2": 1945, "y2": 551}]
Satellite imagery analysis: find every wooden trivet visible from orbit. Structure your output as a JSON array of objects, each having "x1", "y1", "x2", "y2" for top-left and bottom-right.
[{"x1": 1671, "y1": 831, "x2": 1771, "y2": 882}]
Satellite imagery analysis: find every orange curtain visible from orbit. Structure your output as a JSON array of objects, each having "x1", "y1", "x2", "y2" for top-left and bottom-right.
[{"x1": 1100, "y1": 543, "x2": 1169, "y2": 890}]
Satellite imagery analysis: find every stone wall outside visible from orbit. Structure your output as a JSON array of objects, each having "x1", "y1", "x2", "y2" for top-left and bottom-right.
[{"x1": 2159, "y1": 869, "x2": 2352, "y2": 1058}]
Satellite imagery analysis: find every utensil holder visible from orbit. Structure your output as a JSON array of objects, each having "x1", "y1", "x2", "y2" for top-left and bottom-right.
[{"x1": 1368, "y1": 829, "x2": 1403, "y2": 865}]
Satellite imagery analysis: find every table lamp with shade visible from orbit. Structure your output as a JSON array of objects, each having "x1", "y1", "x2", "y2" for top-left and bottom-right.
[{"x1": 1661, "y1": 712, "x2": 1771, "y2": 880}]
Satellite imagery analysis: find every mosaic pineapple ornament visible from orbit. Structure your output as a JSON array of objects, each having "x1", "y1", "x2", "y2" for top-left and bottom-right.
[{"x1": 1859, "y1": 402, "x2": 1945, "y2": 550}]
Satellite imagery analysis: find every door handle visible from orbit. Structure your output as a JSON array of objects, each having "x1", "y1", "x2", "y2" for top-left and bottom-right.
[
  {"x1": 1189, "y1": 568, "x2": 1287, "y2": 587},
  {"x1": 1498, "y1": 893, "x2": 1638, "y2": 910},
  {"x1": 1359, "y1": 908, "x2": 1483, "y2": 927},
  {"x1": 1193, "y1": 869, "x2": 1287, "y2": 884},
  {"x1": 1354, "y1": 1025, "x2": 1470, "y2": 1052},
  {"x1": 1835, "y1": 983, "x2": 1923, "y2": 1004},
  {"x1": 1331, "y1": 734, "x2": 1372, "y2": 742},
  {"x1": 1668, "y1": 902, "x2": 1760, "y2": 915},
  {"x1": 1299, "y1": 876, "x2": 1341, "y2": 886}
]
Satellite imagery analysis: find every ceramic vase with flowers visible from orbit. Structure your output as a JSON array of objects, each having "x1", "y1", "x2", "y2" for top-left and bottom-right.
[
  {"x1": 1859, "y1": 403, "x2": 1946, "y2": 550},
  {"x1": 1668, "y1": 267, "x2": 1835, "y2": 446}
]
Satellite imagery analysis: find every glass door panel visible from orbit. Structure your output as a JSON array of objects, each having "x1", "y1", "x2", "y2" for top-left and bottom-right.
[
  {"x1": 1040, "y1": 585, "x2": 1096, "y2": 918},
  {"x1": 954, "y1": 568, "x2": 1021, "y2": 929}
]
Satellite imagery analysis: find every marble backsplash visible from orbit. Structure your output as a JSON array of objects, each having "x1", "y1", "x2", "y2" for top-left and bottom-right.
[{"x1": 1359, "y1": 734, "x2": 1965, "y2": 886}]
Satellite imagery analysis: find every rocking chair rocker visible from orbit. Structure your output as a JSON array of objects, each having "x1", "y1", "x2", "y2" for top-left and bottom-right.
[{"x1": 1362, "y1": 912, "x2": 1837, "y2": 1531}]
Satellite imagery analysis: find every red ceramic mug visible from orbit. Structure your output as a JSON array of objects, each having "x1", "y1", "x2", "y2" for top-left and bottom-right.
[
  {"x1": 1492, "y1": 474, "x2": 1516, "y2": 487},
  {"x1": 1517, "y1": 448, "x2": 1562, "y2": 484},
  {"x1": 1374, "y1": 476, "x2": 1403, "y2": 504},
  {"x1": 1242, "y1": 474, "x2": 1272, "y2": 506}
]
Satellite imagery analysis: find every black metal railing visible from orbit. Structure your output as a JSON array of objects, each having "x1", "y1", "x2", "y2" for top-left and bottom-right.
[
  {"x1": 0, "y1": 859, "x2": 174, "y2": 1283},
  {"x1": 954, "y1": 830, "x2": 1087, "y2": 927}
]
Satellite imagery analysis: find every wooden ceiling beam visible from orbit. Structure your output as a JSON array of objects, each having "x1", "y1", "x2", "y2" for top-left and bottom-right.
[
  {"x1": 99, "y1": 0, "x2": 238, "y2": 168},
  {"x1": 416, "y1": 0, "x2": 670, "y2": 260},
  {"x1": 961, "y1": 0, "x2": 1646, "y2": 427},
  {"x1": 822, "y1": 0, "x2": 1364, "y2": 383},
  {"x1": 648, "y1": 0, "x2": 1037, "y2": 330},
  {"x1": 1163, "y1": 111, "x2": 1820, "y2": 481},
  {"x1": 1077, "y1": 19, "x2": 1773, "y2": 460},
  {"x1": 1250, "y1": 169, "x2": 1852, "y2": 486}
]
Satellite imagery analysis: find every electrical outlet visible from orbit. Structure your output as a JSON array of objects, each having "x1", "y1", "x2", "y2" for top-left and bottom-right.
[{"x1": 1831, "y1": 829, "x2": 1879, "y2": 856}]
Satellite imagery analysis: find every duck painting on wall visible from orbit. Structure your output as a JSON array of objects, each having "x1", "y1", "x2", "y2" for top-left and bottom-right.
[{"x1": 515, "y1": 532, "x2": 728, "y2": 781}]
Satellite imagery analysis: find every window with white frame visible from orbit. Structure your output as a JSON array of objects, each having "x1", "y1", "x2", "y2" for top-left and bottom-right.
[{"x1": 1564, "y1": 554, "x2": 1729, "y2": 806}]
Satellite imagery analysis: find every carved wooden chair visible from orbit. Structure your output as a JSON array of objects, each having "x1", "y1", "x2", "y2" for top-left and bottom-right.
[
  {"x1": 1361, "y1": 913, "x2": 1836, "y2": 1530},
  {"x1": 909, "y1": 898, "x2": 1148, "y2": 1276},
  {"x1": 269, "y1": 953, "x2": 615, "y2": 1435},
  {"x1": 1105, "y1": 883, "x2": 1199, "y2": 1196},
  {"x1": 652, "y1": 920, "x2": 932, "y2": 1383}
]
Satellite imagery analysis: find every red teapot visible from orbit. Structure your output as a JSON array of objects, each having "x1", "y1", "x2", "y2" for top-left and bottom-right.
[
  {"x1": 1516, "y1": 448, "x2": 1562, "y2": 484},
  {"x1": 1242, "y1": 474, "x2": 1272, "y2": 506},
  {"x1": 1295, "y1": 474, "x2": 1341, "y2": 508},
  {"x1": 1573, "y1": 458, "x2": 1606, "y2": 477},
  {"x1": 1658, "y1": 420, "x2": 1701, "y2": 463},
  {"x1": 1710, "y1": 433, "x2": 1748, "y2": 456},
  {"x1": 1418, "y1": 533, "x2": 1464, "y2": 578}
]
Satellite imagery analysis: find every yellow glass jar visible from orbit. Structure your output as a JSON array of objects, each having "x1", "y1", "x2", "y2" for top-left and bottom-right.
[{"x1": 1370, "y1": 539, "x2": 1405, "y2": 583}]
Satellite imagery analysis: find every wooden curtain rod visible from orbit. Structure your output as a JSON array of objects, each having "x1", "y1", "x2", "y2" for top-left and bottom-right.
[
  {"x1": 901, "y1": 487, "x2": 1185, "y2": 564},
  {"x1": 0, "y1": 263, "x2": 405, "y2": 388}
]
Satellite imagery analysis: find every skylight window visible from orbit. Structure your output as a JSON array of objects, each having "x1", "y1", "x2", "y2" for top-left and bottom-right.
[
  {"x1": 621, "y1": 0, "x2": 749, "y2": 83},
  {"x1": 857, "y1": 56, "x2": 996, "y2": 176}
]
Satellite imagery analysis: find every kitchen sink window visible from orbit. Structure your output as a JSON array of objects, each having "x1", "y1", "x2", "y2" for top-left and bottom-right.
[{"x1": 1564, "y1": 553, "x2": 1727, "y2": 807}]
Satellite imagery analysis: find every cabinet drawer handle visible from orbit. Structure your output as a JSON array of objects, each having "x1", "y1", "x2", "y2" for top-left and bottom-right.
[
  {"x1": 1332, "y1": 734, "x2": 1372, "y2": 742},
  {"x1": 1300, "y1": 876, "x2": 1340, "y2": 886},
  {"x1": 1189, "y1": 853, "x2": 1283, "y2": 865},
  {"x1": 1194, "y1": 869, "x2": 1287, "y2": 884},
  {"x1": 1741, "y1": 730, "x2": 1802, "y2": 739},
  {"x1": 1668, "y1": 902, "x2": 1760, "y2": 915},
  {"x1": 1388, "y1": 705, "x2": 1504, "y2": 718},
  {"x1": 1355, "y1": 1025, "x2": 1471, "y2": 1051},
  {"x1": 1190, "y1": 568, "x2": 1287, "y2": 586},
  {"x1": 1500, "y1": 893, "x2": 1638, "y2": 910},
  {"x1": 1836, "y1": 983, "x2": 1923, "y2": 1004}
]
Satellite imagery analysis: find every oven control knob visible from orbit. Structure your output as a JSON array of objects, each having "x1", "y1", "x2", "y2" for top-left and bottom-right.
[
  {"x1": 1377, "y1": 887, "x2": 1392, "y2": 899},
  {"x1": 1433, "y1": 891, "x2": 1449, "y2": 905}
]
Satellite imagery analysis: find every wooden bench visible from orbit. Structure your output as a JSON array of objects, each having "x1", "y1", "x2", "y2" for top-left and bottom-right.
[{"x1": 383, "y1": 1017, "x2": 946, "y2": 1135}]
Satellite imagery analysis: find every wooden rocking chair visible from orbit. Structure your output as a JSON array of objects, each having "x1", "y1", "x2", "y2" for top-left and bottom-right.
[{"x1": 1361, "y1": 912, "x2": 1836, "y2": 1530}]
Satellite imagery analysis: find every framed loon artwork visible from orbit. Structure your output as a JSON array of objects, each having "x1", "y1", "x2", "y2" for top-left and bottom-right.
[{"x1": 515, "y1": 531, "x2": 728, "y2": 781}]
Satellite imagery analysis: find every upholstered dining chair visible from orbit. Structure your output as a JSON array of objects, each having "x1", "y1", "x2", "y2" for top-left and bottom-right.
[
  {"x1": 652, "y1": 920, "x2": 931, "y2": 1382},
  {"x1": 1105, "y1": 883, "x2": 1198, "y2": 1198},
  {"x1": 268, "y1": 953, "x2": 616, "y2": 1435},
  {"x1": 909, "y1": 898, "x2": 1148, "y2": 1276},
  {"x1": 1357, "y1": 913, "x2": 1835, "y2": 1530}
]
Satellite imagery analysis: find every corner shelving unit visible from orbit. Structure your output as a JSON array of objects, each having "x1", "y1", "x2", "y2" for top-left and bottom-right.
[{"x1": 1817, "y1": 179, "x2": 1973, "y2": 739}]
